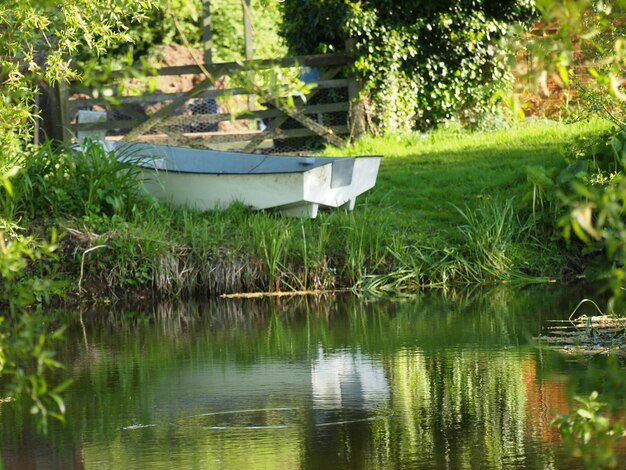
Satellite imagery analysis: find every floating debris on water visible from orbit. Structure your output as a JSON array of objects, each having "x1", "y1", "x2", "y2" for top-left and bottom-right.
[
  {"x1": 121, "y1": 423, "x2": 158, "y2": 430},
  {"x1": 536, "y1": 315, "x2": 626, "y2": 355},
  {"x1": 178, "y1": 407, "x2": 295, "y2": 420},
  {"x1": 203, "y1": 425, "x2": 292, "y2": 430}
]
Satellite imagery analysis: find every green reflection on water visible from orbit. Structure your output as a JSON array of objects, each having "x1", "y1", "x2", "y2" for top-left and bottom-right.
[{"x1": 2, "y1": 285, "x2": 625, "y2": 469}]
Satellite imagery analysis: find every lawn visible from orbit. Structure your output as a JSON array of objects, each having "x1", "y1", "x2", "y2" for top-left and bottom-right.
[{"x1": 324, "y1": 119, "x2": 610, "y2": 240}]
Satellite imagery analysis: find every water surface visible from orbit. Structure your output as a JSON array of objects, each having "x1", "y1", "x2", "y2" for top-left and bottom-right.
[{"x1": 2, "y1": 286, "x2": 625, "y2": 469}]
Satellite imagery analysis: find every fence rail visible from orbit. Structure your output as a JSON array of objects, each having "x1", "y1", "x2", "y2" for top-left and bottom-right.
[{"x1": 59, "y1": 52, "x2": 361, "y2": 153}]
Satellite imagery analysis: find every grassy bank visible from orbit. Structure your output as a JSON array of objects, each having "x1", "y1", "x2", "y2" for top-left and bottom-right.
[{"x1": 6, "y1": 119, "x2": 611, "y2": 300}]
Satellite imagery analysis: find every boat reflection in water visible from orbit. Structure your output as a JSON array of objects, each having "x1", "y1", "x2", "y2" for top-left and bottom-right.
[{"x1": 312, "y1": 346, "x2": 389, "y2": 412}]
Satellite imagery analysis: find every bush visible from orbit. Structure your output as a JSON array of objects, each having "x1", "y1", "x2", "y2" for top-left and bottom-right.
[
  {"x1": 0, "y1": 0, "x2": 155, "y2": 161},
  {"x1": 279, "y1": 0, "x2": 536, "y2": 131},
  {"x1": 552, "y1": 392, "x2": 626, "y2": 469},
  {"x1": 524, "y1": 124, "x2": 626, "y2": 306}
]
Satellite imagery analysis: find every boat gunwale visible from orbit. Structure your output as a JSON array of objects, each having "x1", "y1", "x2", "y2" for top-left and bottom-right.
[
  {"x1": 134, "y1": 155, "x2": 382, "y2": 176},
  {"x1": 106, "y1": 140, "x2": 382, "y2": 175}
]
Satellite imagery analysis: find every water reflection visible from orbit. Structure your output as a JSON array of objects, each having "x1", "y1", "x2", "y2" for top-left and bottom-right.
[
  {"x1": 312, "y1": 347, "x2": 390, "y2": 411},
  {"x1": 1, "y1": 286, "x2": 625, "y2": 469}
]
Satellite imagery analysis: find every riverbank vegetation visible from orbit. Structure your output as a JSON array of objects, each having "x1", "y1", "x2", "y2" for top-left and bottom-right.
[{"x1": 1, "y1": 118, "x2": 611, "y2": 302}]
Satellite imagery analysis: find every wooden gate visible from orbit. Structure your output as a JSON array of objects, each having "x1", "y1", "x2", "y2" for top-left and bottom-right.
[{"x1": 59, "y1": 52, "x2": 362, "y2": 153}]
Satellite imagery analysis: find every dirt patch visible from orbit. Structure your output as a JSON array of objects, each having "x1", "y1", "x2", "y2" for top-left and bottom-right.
[{"x1": 151, "y1": 44, "x2": 209, "y2": 93}]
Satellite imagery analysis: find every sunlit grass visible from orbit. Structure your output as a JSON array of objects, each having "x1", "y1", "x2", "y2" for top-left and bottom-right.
[
  {"x1": 6, "y1": 119, "x2": 613, "y2": 297},
  {"x1": 323, "y1": 119, "x2": 612, "y2": 240}
]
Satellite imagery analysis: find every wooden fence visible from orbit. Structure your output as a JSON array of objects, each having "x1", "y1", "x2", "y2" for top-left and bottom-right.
[{"x1": 56, "y1": 52, "x2": 362, "y2": 153}]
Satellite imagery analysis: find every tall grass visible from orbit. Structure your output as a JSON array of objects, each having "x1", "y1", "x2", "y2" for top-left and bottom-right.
[
  {"x1": 251, "y1": 215, "x2": 289, "y2": 292},
  {"x1": 6, "y1": 120, "x2": 611, "y2": 299},
  {"x1": 454, "y1": 198, "x2": 520, "y2": 281},
  {"x1": 1, "y1": 139, "x2": 146, "y2": 221},
  {"x1": 362, "y1": 197, "x2": 556, "y2": 293},
  {"x1": 332, "y1": 208, "x2": 390, "y2": 285},
  {"x1": 294, "y1": 218, "x2": 334, "y2": 291}
]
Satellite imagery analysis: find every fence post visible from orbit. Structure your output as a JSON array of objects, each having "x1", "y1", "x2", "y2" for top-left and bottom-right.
[
  {"x1": 243, "y1": 0, "x2": 255, "y2": 112},
  {"x1": 39, "y1": 81, "x2": 71, "y2": 143},
  {"x1": 58, "y1": 82, "x2": 70, "y2": 142},
  {"x1": 345, "y1": 38, "x2": 366, "y2": 140},
  {"x1": 202, "y1": 0, "x2": 213, "y2": 65},
  {"x1": 243, "y1": 0, "x2": 253, "y2": 61}
]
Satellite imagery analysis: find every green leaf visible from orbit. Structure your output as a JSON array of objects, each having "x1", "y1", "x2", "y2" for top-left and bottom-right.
[
  {"x1": 49, "y1": 393, "x2": 66, "y2": 414},
  {"x1": 52, "y1": 379, "x2": 74, "y2": 394},
  {"x1": 557, "y1": 160, "x2": 589, "y2": 185}
]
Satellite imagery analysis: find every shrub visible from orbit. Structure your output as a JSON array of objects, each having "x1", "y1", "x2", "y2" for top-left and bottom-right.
[
  {"x1": 279, "y1": 0, "x2": 536, "y2": 131},
  {"x1": 552, "y1": 392, "x2": 626, "y2": 469},
  {"x1": 0, "y1": 0, "x2": 155, "y2": 161},
  {"x1": 76, "y1": 0, "x2": 286, "y2": 88},
  {"x1": 525, "y1": 124, "x2": 626, "y2": 307}
]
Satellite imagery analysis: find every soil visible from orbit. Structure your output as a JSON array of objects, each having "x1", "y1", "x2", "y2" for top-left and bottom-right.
[{"x1": 150, "y1": 44, "x2": 212, "y2": 93}]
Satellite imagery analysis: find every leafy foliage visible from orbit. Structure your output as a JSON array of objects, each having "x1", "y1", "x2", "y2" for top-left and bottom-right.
[
  {"x1": 0, "y1": 0, "x2": 155, "y2": 158},
  {"x1": 76, "y1": 0, "x2": 286, "y2": 90},
  {"x1": 0, "y1": 170, "x2": 68, "y2": 433},
  {"x1": 279, "y1": 0, "x2": 536, "y2": 131},
  {"x1": 0, "y1": 310, "x2": 72, "y2": 434},
  {"x1": 552, "y1": 392, "x2": 626, "y2": 469},
  {"x1": 523, "y1": 1, "x2": 626, "y2": 322},
  {"x1": 0, "y1": 0, "x2": 157, "y2": 435},
  {"x1": 562, "y1": 129, "x2": 626, "y2": 300},
  {"x1": 523, "y1": 124, "x2": 626, "y2": 310},
  {"x1": 529, "y1": 0, "x2": 626, "y2": 102}
]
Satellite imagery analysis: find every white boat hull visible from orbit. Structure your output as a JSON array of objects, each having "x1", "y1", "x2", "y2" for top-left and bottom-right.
[{"x1": 104, "y1": 141, "x2": 382, "y2": 218}]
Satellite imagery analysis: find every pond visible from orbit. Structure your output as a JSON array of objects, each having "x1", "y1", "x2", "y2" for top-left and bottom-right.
[{"x1": 2, "y1": 285, "x2": 625, "y2": 469}]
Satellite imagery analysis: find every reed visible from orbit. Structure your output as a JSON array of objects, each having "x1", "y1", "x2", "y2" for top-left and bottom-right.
[
  {"x1": 326, "y1": 206, "x2": 391, "y2": 286},
  {"x1": 454, "y1": 197, "x2": 520, "y2": 281},
  {"x1": 361, "y1": 196, "x2": 558, "y2": 293},
  {"x1": 55, "y1": 194, "x2": 552, "y2": 298},
  {"x1": 250, "y1": 215, "x2": 290, "y2": 292}
]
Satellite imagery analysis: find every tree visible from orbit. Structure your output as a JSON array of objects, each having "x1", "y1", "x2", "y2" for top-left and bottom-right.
[
  {"x1": 279, "y1": 0, "x2": 536, "y2": 131},
  {"x1": 0, "y1": 0, "x2": 155, "y2": 160}
]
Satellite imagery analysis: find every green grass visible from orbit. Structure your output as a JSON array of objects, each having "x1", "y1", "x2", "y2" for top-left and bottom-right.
[
  {"x1": 323, "y1": 119, "x2": 611, "y2": 241},
  {"x1": 4, "y1": 119, "x2": 613, "y2": 298}
]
